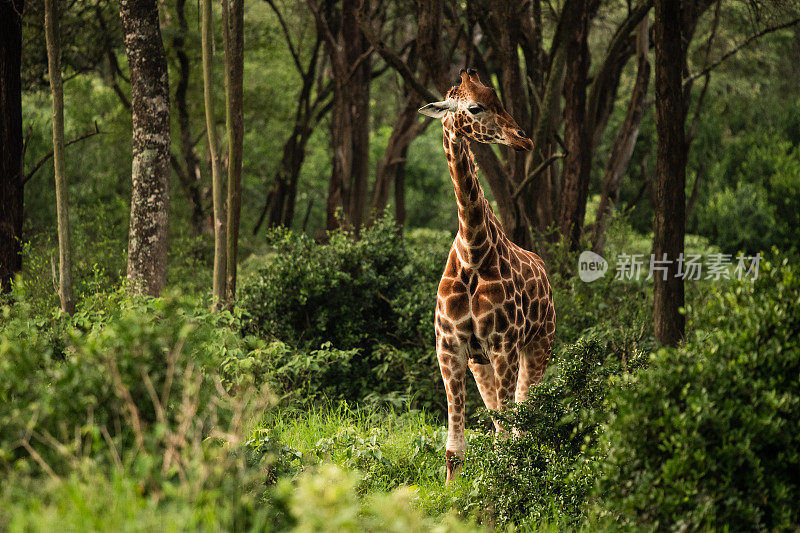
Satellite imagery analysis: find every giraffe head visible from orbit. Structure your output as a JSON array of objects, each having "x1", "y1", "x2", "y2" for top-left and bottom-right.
[{"x1": 419, "y1": 68, "x2": 533, "y2": 152}]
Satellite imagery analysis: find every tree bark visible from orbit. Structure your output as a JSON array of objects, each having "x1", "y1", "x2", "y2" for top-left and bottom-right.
[
  {"x1": 527, "y1": 45, "x2": 566, "y2": 235},
  {"x1": 592, "y1": 16, "x2": 650, "y2": 256},
  {"x1": 343, "y1": 0, "x2": 371, "y2": 232},
  {"x1": 312, "y1": 0, "x2": 371, "y2": 233},
  {"x1": 45, "y1": 0, "x2": 75, "y2": 313},
  {"x1": 586, "y1": 1, "x2": 652, "y2": 152},
  {"x1": 480, "y1": 0, "x2": 536, "y2": 249},
  {"x1": 558, "y1": 0, "x2": 593, "y2": 251},
  {"x1": 0, "y1": 0, "x2": 24, "y2": 293},
  {"x1": 174, "y1": 0, "x2": 205, "y2": 236},
  {"x1": 370, "y1": 95, "x2": 425, "y2": 220},
  {"x1": 394, "y1": 144, "x2": 407, "y2": 232},
  {"x1": 223, "y1": 0, "x2": 243, "y2": 302},
  {"x1": 119, "y1": 0, "x2": 170, "y2": 296},
  {"x1": 201, "y1": 0, "x2": 226, "y2": 305},
  {"x1": 263, "y1": 124, "x2": 311, "y2": 229},
  {"x1": 652, "y1": 0, "x2": 687, "y2": 346},
  {"x1": 326, "y1": 87, "x2": 351, "y2": 231},
  {"x1": 686, "y1": 161, "x2": 704, "y2": 222}
]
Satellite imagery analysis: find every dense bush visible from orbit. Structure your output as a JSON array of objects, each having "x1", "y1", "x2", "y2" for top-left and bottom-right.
[
  {"x1": 697, "y1": 133, "x2": 800, "y2": 254},
  {"x1": 0, "y1": 290, "x2": 274, "y2": 531},
  {"x1": 458, "y1": 332, "x2": 650, "y2": 528},
  {"x1": 240, "y1": 218, "x2": 447, "y2": 350},
  {"x1": 696, "y1": 181, "x2": 778, "y2": 255},
  {"x1": 595, "y1": 251, "x2": 800, "y2": 530},
  {"x1": 239, "y1": 219, "x2": 451, "y2": 411}
]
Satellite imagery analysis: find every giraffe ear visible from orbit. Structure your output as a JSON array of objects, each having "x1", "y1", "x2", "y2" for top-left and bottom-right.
[{"x1": 418, "y1": 99, "x2": 458, "y2": 118}]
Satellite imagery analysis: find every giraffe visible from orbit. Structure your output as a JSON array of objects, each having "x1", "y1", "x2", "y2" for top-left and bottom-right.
[{"x1": 419, "y1": 68, "x2": 555, "y2": 482}]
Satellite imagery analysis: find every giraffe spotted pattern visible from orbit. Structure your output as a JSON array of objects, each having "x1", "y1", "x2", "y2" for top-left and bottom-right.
[{"x1": 420, "y1": 69, "x2": 555, "y2": 483}]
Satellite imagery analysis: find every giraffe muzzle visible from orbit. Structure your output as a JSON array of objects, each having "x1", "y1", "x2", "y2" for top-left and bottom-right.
[{"x1": 512, "y1": 137, "x2": 534, "y2": 152}]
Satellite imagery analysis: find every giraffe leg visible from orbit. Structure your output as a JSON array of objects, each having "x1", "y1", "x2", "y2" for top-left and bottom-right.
[
  {"x1": 438, "y1": 347, "x2": 467, "y2": 483},
  {"x1": 516, "y1": 335, "x2": 554, "y2": 403},
  {"x1": 468, "y1": 359, "x2": 502, "y2": 432},
  {"x1": 491, "y1": 352, "x2": 519, "y2": 436}
]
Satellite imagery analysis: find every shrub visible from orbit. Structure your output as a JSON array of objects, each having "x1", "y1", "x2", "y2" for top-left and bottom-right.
[
  {"x1": 240, "y1": 218, "x2": 427, "y2": 350},
  {"x1": 274, "y1": 463, "x2": 481, "y2": 532},
  {"x1": 697, "y1": 134, "x2": 800, "y2": 254},
  {"x1": 458, "y1": 334, "x2": 649, "y2": 528},
  {"x1": 0, "y1": 290, "x2": 270, "y2": 481},
  {"x1": 595, "y1": 251, "x2": 800, "y2": 531},
  {"x1": 696, "y1": 182, "x2": 777, "y2": 255},
  {"x1": 239, "y1": 219, "x2": 452, "y2": 411}
]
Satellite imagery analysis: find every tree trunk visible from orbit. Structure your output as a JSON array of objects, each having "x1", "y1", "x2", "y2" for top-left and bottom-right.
[
  {"x1": 0, "y1": 0, "x2": 24, "y2": 293},
  {"x1": 326, "y1": 89, "x2": 350, "y2": 231},
  {"x1": 223, "y1": 0, "x2": 243, "y2": 302},
  {"x1": 486, "y1": 1, "x2": 535, "y2": 248},
  {"x1": 119, "y1": 0, "x2": 170, "y2": 296},
  {"x1": 263, "y1": 128, "x2": 308, "y2": 229},
  {"x1": 527, "y1": 45, "x2": 566, "y2": 235},
  {"x1": 653, "y1": 0, "x2": 687, "y2": 346},
  {"x1": 316, "y1": 0, "x2": 371, "y2": 233},
  {"x1": 586, "y1": 1, "x2": 652, "y2": 153},
  {"x1": 258, "y1": 41, "x2": 326, "y2": 233},
  {"x1": 686, "y1": 161, "x2": 704, "y2": 222},
  {"x1": 201, "y1": 0, "x2": 226, "y2": 305},
  {"x1": 174, "y1": 0, "x2": 205, "y2": 236},
  {"x1": 45, "y1": 0, "x2": 75, "y2": 314},
  {"x1": 343, "y1": 0, "x2": 370, "y2": 231},
  {"x1": 370, "y1": 95, "x2": 424, "y2": 220},
  {"x1": 394, "y1": 144, "x2": 407, "y2": 233},
  {"x1": 558, "y1": 0, "x2": 593, "y2": 251},
  {"x1": 592, "y1": 16, "x2": 650, "y2": 256}
]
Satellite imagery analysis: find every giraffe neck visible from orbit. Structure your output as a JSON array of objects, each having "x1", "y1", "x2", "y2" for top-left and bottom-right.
[{"x1": 442, "y1": 127, "x2": 503, "y2": 267}]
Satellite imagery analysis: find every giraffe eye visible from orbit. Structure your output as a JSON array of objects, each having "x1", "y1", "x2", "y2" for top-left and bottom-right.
[{"x1": 467, "y1": 104, "x2": 485, "y2": 115}]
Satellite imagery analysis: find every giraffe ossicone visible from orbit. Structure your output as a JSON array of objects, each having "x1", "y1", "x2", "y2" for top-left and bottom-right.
[{"x1": 420, "y1": 68, "x2": 555, "y2": 483}]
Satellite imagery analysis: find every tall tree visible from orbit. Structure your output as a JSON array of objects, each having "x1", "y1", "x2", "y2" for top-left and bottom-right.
[
  {"x1": 558, "y1": 0, "x2": 595, "y2": 251},
  {"x1": 0, "y1": 0, "x2": 24, "y2": 293},
  {"x1": 119, "y1": 0, "x2": 170, "y2": 296},
  {"x1": 592, "y1": 16, "x2": 651, "y2": 255},
  {"x1": 252, "y1": 0, "x2": 332, "y2": 234},
  {"x1": 201, "y1": 0, "x2": 226, "y2": 304},
  {"x1": 369, "y1": 94, "x2": 427, "y2": 222},
  {"x1": 308, "y1": 0, "x2": 372, "y2": 232},
  {"x1": 357, "y1": 10, "x2": 431, "y2": 227},
  {"x1": 44, "y1": 0, "x2": 75, "y2": 313},
  {"x1": 652, "y1": 0, "x2": 687, "y2": 346},
  {"x1": 223, "y1": 0, "x2": 243, "y2": 301}
]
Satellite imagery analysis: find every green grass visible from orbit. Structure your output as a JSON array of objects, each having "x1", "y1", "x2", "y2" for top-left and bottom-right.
[
  {"x1": 252, "y1": 403, "x2": 480, "y2": 518},
  {"x1": 1, "y1": 469, "x2": 250, "y2": 532}
]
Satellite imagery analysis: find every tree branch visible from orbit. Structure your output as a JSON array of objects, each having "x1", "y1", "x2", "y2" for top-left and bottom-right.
[
  {"x1": 24, "y1": 122, "x2": 102, "y2": 184},
  {"x1": 685, "y1": 17, "x2": 800, "y2": 84},
  {"x1": 357, "y1": 12, "x2": 438, "y2": 101},
  {"x1": 512, "y1": 152, "x2": 566, "y2": 199},
  {"x1": 265, "y1": 0, "x2": 304, "y2": 74}
]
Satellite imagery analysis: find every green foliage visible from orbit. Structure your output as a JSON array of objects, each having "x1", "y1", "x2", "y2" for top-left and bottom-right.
[
  {"x1": 0, "y1": 290, "x2": 280, "y2": 531},
  {"x1": 697, "y1": 181, "x2": 777, "y2": 254},
  {"x1": 0, "y1": 290, "x2": 264, "y2": 473},
  {"x1": 697, "y1": 134, "x2": 800, "y2": 254},
  {"x1": 239, "y1": 219, "x2": 450, "y2": 410},
  {"x1": 274, "y1": 463, "x2": 481, "y2": 532},
  {"x1": 457, "y1": 334, "x2": 650, "y2": 528},
  {"x1": 241, "y1": 218, "x2": 437, "y2": 349},
  {"x1": 248, "y1": 404, "x2": 484, "y2": 522},
  {"x1": 595, "y1": 251, "x2": 800, "y2": 530}
]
